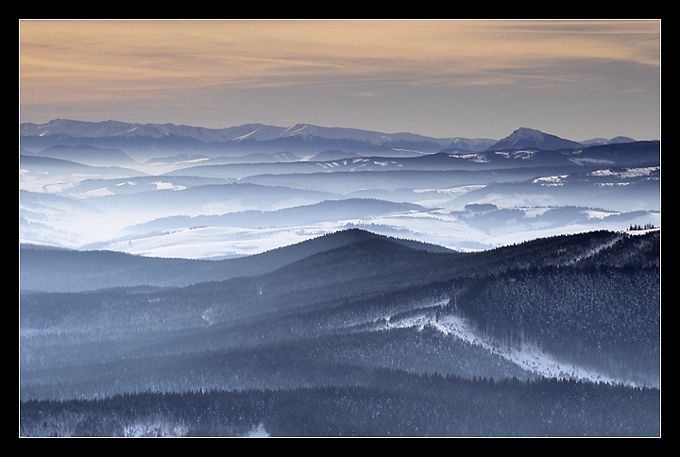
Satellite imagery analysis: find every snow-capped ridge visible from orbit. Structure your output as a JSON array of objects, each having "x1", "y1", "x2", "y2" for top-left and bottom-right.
[
  {"x1": 21, "y1": 119, "x2": 642, "y2": 155},
  {"x1": 20, "y1": 119, "x2": 495, "y2": 152}
]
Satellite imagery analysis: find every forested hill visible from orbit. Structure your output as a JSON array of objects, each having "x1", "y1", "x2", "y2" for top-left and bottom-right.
[
  {"x1": 20, "y1": 228, "x2": 661, "y2": 436},
  {"x1": 20, "y1": 228, "x2": 657, "y2": 293},
  {"x1": 19, "y1": 229, "x2": 454, "y2": 292}
]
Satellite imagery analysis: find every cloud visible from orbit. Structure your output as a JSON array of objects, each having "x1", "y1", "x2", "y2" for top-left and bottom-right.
[
  {"x1": 19, "y1": 19, "x2": 660, "y2": 137},
  {"x1": 352, "y1": 91, "x2": 379, "y2": 97}
]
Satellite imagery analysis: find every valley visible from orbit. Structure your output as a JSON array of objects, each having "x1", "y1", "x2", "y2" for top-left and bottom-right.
[{"x1": 20, "y1": 121, "x2": 660, "y2": 258}]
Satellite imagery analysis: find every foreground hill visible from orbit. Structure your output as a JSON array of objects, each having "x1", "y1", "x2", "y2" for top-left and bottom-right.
[{"x1": 19, "y1": 228, "x2": 661, "y2": 436}]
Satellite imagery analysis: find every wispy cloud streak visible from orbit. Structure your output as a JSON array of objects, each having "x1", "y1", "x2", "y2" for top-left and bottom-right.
[{"x1": 20, "y1": 19, "x2": 660, "y2": 104}]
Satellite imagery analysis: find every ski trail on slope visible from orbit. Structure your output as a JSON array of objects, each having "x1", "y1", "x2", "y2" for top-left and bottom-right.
[
  {"x1": 565, "y1": 233, "x2": 624, "y2": 266},
  {"x1": 430, "y1": 314, "x2": 628, "y2": 385},
  {"x1": 344, "y1": 302, "x2": 637, "y2": 386}
]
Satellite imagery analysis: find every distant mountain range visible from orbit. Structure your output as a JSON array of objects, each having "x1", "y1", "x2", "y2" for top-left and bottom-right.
[
  {"x1": 20, "y1": 118, "x2": 490, "y2": 147},
  {"x1": 20, "y1": 119, "x2": 642, "y2": 161}
]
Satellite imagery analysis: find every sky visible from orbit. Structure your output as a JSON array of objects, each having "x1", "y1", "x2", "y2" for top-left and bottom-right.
[{"x1": 19, "y1": 19, "x2": 661, "y2": 141}]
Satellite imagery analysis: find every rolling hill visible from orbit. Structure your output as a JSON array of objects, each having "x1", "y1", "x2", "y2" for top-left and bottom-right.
[{"x1": 19, "y1": 228, "x2": 661, "y2": 436}]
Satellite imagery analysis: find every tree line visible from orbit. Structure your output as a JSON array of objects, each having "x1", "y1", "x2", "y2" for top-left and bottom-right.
[{"x1": 20, "y1": 370, "x2": 660, "y2": 437}]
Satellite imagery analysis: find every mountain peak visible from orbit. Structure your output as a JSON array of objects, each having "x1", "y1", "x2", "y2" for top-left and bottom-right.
[
  {"x1": 486, "y1": 127, "x2": 582, "y2": 151},
  {"x1": 512, "y1": 127, "x2": 547, "y2": 137}
]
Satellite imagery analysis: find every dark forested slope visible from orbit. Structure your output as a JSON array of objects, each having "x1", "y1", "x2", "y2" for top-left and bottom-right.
[
  {"x1": 20, "y1": 372, "x2": 660, "y2": 437},
  {"x1": 19, "y1": 229, "x2": 661, "y2": 436},
  {"x1": 19, "y1": 229, "x2": 453, "y2": 292}
]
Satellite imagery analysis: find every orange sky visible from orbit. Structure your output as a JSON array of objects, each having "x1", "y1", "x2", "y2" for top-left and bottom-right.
[{"x1": 19, "y1": 19, "x2": 661, "y2": 140}]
